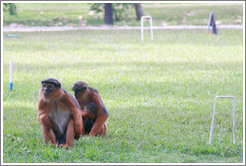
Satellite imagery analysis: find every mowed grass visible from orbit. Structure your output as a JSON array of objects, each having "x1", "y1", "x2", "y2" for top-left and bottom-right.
[
  {"x1": 2, "y1": 29, "x2": 243, "y2": 163},
  {"x1": 3, "y1": 3, "x2": 243, "y2": 27}
]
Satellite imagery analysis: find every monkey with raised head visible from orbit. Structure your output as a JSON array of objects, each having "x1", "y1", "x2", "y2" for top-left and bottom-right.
[
  {"x1": 72, "y1": 81, "x2": 109, "y2": 137},
  {"x1": 38, "y1": 78, "x2": 83, "y2": 148}
]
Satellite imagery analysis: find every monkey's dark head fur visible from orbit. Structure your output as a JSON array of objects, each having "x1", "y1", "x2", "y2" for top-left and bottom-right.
[
  {"x1": 41, "y1": 78, "x2": 61, "y2": 88},
  {"x1": 40, "y1": 78, "x2": 64, "y2": 100},
  {"x1": 72, "y1": 81, "x2": 88, "y2": 92},
  {"x1": 72, "y1": 81, "x2": 89, "y2": 99}
]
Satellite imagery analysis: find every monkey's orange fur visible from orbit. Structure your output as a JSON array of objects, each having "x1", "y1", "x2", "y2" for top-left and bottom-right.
[
  {"x1": 73, "y1": 81, "x2": 109, "y2": 137},
  {"x1": 38, "y1": 81, "x2": 83, "y2": 148}
]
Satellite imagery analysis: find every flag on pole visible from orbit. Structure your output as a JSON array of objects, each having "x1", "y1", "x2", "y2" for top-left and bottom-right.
[{"x1": 207, "y1": 12, "x2": 218, "y2": 35}]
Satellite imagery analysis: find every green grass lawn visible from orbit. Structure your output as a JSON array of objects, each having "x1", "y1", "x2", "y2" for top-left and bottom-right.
[
  {"x1": 2, "y1": 29, "x2": 243, "y2": 163},
  {"x1": 3, "y1": 3, "x2": 243, "y2": 27}
]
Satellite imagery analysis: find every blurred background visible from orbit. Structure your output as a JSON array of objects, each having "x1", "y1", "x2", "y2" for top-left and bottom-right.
[{"x1": 3, "y1": 3, "x2": 243, "y2": 28}]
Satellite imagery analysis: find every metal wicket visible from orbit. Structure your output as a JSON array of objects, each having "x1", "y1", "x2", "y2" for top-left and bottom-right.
[
  {"x1": 209, "y1": 96, "x2": 236, "y2": 144},
  {"x1": 141, "y1": 16, "x2": 153, "y2": 42}
]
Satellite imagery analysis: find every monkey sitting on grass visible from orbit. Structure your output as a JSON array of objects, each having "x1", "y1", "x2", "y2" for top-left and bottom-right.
[
  {"x1": 72, "y1": 81, "x2": 109, "y2": 137},
  {"x1": 37, "y1": 78, "x2": 83, "y2": 148}
]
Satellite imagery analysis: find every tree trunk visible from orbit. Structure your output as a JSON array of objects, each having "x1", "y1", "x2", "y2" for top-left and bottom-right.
[
  {"x1": 135, "y1": 3, "x2": 144, "y2": 20},
  {"x1": 104, "y1": 3, "x2": 114, "y2": 25}
]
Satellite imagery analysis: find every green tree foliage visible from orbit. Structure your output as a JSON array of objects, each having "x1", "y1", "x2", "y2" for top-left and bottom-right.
[
  {"x1": 90, "y1": 3, "x2": 134, "y2": 21},
  {"x1": 3, "y1": 3, "x2": 17, "y2": 15}
]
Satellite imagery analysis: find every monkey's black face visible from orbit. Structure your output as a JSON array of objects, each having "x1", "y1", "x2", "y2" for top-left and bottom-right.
[{"x1": 42, "y1": 83, "x2": 56, "y2": 97}]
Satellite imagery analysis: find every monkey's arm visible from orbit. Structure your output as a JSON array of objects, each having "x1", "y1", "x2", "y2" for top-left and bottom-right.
[
  {"x1": 38, "y1": 112, "x2": 53, "y2": 128},
  {"x1": 82, "y1": 110, "x2": 97, "y2": 120},
  {"x1": 73, "y1": 108, "x2": 83, "y2": 138},
  {"x1": 62, "y1": 93, "x2": 83, "y2": 138},
  {"x1": 37, "y1": 100, "x2": 53, "y2": 128},
  {"x1": 88, "y1": 93, "x2": 109, "y2": 136},
  {"x1": 37, "y1": 100, "x2": 56, "y2": 145}
]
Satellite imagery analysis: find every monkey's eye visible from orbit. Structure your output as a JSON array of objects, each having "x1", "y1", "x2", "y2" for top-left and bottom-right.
[
  {"x1": 43, "y1": 84, "x2": 55, "y2": 90},
  {"x1": 77, "y1": 87, "x2": 86, "y2": 91},
  {"x1": 47, "y1": 85, "x2": 54, "y2": 89}
]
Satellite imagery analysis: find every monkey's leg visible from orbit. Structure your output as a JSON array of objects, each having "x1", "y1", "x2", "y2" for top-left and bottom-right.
[
  {"x1": 72, "y1": 110, "x2": 83, "y2": 139},
  {"x1": 88, "y1": 96, "x2": 108, "y2": 136},
  {"x1": 41, "y1": 125, "x2": 57, "y2": 146},
  {"x1": 60, "y1": 119, "x2": 74, "y2": 148}
]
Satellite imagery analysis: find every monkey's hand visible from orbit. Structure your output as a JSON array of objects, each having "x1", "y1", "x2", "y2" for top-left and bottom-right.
[
  {"x1": 88, "y1": 125, "x2": 103, "y2": 137},
  {"x1": 74, "y1": 123, "x2": 82, "y2": 140},
  {"x1": 88, "y1": 114, "x2": 108, "y2": 137}
]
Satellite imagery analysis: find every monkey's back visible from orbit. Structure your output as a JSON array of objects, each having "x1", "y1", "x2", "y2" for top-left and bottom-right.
[{"x1": 88, "y1": 86, "x2": 109, "y2": 116}]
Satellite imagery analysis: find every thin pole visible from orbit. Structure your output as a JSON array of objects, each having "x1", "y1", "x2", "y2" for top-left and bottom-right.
[
  {"x1": 209, "y1": 96, "x2": 217, "y2": 144},
  {"x1": 233, "y1": 97, "x2": 236, "y2": 144},
  {"x1": 150, "y1": 17, "x2": 153, "y2": 41},
  {"x1": 141, "y1": 17, "x2": 144, "y2": 42},
  {"x1": 10, "y1": 61, "x2": 13, "y2": 91}
]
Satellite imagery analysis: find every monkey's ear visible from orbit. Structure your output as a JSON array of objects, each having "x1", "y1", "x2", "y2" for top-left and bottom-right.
[{"x1": 41, "y1": 78, "x2": 61, "y2": 88}]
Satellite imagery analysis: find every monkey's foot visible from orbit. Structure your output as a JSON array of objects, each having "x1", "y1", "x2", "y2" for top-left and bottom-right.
[
  {"x1": 88, "y1": 123, "x2": 108, "y2": 138},
  {"x1": 59, "y1": 144, "x2": 73, "y2": 149},
  {"x1": 102, "y1": 123, "x2": 108, "y2": 138},
  {"x1": 52, "y1": 142, "x2": 59, "y2": 148}
]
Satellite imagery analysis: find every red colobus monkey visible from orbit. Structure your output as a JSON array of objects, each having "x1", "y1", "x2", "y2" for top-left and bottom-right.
[
  {"x1": 38, "y1": 78, "x2": 83, "y2": 148},
  {"x1": 72, "y1": 81, "x2": 109, "y2": 137}
]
